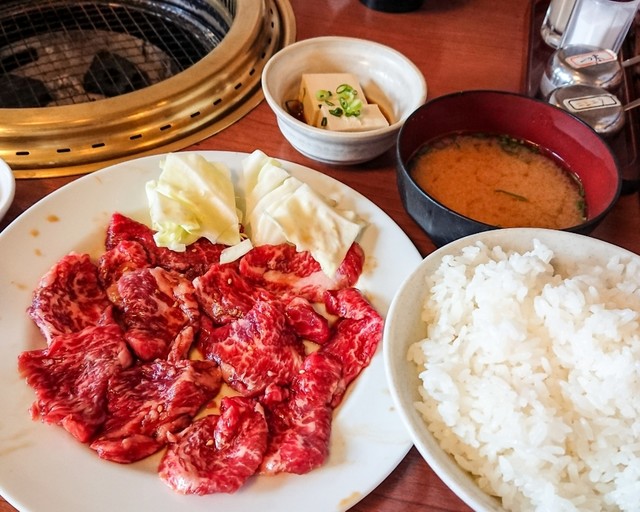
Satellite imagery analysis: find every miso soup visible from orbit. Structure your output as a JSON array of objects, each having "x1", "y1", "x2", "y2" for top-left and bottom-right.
[{"x1": 409, "y1": 133, "x2": 586, "y2": 229}]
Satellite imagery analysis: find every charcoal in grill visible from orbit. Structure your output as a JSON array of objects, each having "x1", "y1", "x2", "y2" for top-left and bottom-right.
[
  {"x1": 83, "y1": 50, "x2": 150, "y2": 97},
  {"x1": 0, "y1": 74, "x2": 52, "y2": 108}
]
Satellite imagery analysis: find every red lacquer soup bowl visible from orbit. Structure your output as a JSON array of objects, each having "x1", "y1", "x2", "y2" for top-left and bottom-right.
[{"x1": 396, "y1": 90, "x2": 622, "y2": 247}]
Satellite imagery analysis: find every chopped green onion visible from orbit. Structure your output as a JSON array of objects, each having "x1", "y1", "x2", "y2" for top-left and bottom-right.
[
  {"x1": 495, "y1": 189, "x2": 528, "y2": 202},
  {"x1": 344, "y1": 98, "x2": 363, "y2": 116},
  {"x1": 315, "y1": 83, "x2": 363, "y2": 119},
  {"x1": 316, "y1": 89, "x2": 332, "y2": 102},
  {"x1": 321, "y1": 116, "x2": 327, "y2": 127}
]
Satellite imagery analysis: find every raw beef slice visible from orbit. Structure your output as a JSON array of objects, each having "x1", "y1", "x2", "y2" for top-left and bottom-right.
[
  {"x1": 260, "y1": 351, "x2": 343, "y2": 475},
  {"x1": 27, "y1": 252, "x2": 111, "y2": 344},
  {"x1": 18, "y1": 322, "x2": 133, "y2": 443},
  {"x1": 198, "y1": 300, "x2": 305, "y2": 396},
  {"x1": 194, "y1": 263, "x2": 330, "y2": 343},
  {"x1": 117, "y1": 267, "x2": 200, "y2": 361},
  {"x1": 97, "y1": 240, "x2": 151, "y2": 302},
  {"x1": 321, "y1": 288, "x2": 383, "y2": 407},
  {"x1": 105, "y1": 213, "x2": 225, "y2": 279},
  {"x1": 238, "y1": 242, "x2": 364, "y2": 303},
  {"x1": 193, "y1": 262, "x2": 263, "y2": 325},
  {"x1": 159, "y1": 396, "x2": 268, "y2": 494},
  {"x1": 91, "y1": 359, "x2": 222, "y2": 463},
  {"x1": 283, "y1": 296, "x2": 331, "y2": 344}
]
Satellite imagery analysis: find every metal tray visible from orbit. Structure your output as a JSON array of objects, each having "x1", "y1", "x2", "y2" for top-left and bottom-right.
[{"x1": 526, "y1": 0, "x2": 640, "y2": 194}]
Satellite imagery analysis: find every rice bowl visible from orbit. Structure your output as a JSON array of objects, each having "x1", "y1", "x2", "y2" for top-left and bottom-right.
[{"x1": 384, "y1": 228, "x2": 640, "y2": 512}]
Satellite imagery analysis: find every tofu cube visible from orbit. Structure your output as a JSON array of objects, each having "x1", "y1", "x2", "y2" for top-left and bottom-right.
[
  {"x1": 318, "y1": 104, "x2": 389, "y2": 132},
  {"x1": 298, "y1": 73, "x2": 367, "y2": 127}
]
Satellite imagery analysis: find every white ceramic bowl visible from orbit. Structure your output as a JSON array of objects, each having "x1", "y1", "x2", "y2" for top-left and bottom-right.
[
  {"x1": 383, "y1": 228, "x2": 640, "y2": 512},
  {"x1": 261, "y1": 36, "x2": 427, "y2": 165},
  {"x1": 0, "y1": 159, "x2": 15, "y2": 222}
]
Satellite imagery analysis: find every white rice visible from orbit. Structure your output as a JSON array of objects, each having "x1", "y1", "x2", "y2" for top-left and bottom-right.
[{"x1": 408, "y1": 239, "x2": 640, "y2": 512}]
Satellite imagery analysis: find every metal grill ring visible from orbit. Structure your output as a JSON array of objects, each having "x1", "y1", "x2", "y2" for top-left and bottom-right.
[{"x1": 0, "y1": 0, "x2": 295, "y2": 178}]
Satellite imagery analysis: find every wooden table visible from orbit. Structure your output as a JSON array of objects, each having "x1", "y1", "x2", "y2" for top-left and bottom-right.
[{"x1": 1, "y1": 1, "x2": 638, "y2": 510}]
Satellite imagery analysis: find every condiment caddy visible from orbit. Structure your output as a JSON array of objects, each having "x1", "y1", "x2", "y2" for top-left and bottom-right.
[{"x1": 528, "y1": 0, "x2": 640, "y2": 193}]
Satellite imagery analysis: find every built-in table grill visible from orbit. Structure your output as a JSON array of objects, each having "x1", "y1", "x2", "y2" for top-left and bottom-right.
[{"x1": 0, "y1": 0, "x2": 295, "y2": 178}]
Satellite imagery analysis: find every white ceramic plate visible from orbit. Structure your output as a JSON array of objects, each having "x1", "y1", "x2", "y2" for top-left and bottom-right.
[
  {"x1": 0, "y1": 159, "x2": 15, "y2": 222},
  {"x1": 383, "y1": 228, "x2": 640, "y2": 512},
  {"x1": 0, "y1": 151, "x2": 421, "y2": 512}
]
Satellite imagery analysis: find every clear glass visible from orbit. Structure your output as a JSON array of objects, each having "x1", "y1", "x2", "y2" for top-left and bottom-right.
[
  {"x1": 560, "y1": 0, "x2": 640, "y2": 53},
  {"x1": 541, "y1": 0, "x2": 578, "y2": 48}
]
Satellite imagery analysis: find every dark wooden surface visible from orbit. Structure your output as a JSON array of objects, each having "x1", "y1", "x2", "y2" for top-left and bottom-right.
[{"x1": 2, "y1": 1, "x2": 639, "y2": 511}]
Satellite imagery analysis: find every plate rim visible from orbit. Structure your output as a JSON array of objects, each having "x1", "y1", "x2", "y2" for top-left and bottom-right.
[{"x1": 0, "y1": 158, "x2": 15, "y2": 222}]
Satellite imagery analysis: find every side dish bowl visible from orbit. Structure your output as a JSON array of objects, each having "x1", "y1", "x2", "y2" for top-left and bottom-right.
[
  {"x1": 396, "y1": 90, "x2": 621, "y2": 246},
  {"x1": 262, "y1": 36, "x2": 427, "y2": 165},
  {"x1": 0, "y1": 159, "x2": 15, "y2": 223},
  {"x1": 384, "y1": 228, "x2": 640, "y2": 512}
]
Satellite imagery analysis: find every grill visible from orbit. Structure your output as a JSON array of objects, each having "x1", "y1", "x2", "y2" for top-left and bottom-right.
[{"x1": 0, "y1": 0, "x2": 295, "y2": 178}]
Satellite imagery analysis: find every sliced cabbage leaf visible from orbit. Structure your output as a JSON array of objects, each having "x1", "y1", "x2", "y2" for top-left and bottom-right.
[
  {"x1": 269, "y1": 183, "x2": 363, "y2": 276},
  {"x1": 242, "y1": 150, "x2": 287, "y2": 212},
  {"x1": 243, "y1": 150, "x2": 290, "y2": 244},
  {"x1": 246, "y1": 175, "x2": 304, "y2": 245},
  {"x1": 146, "y1": 153, "x2": 241, "y2": 251},
  {"x1": 241, "y1": 150, "x2": 366, "y2": 277}
]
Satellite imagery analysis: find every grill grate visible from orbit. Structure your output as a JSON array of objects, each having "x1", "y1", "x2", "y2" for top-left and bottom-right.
[{"x1": 0, "y1": 1, "x2": 229, "y2": 107}]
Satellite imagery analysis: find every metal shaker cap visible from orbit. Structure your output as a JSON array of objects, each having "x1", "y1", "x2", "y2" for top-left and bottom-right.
[
  {"x1": 548, "y1": 84, "x2": 625, "y2": 136},
  {"x1": 540, "y1": 45, "x2": 623, "y2": 98}
]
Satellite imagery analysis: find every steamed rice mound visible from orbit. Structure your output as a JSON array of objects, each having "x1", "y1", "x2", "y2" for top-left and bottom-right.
[{"x1": 409, "y1": 239, "x2": 640, "y2": 511}]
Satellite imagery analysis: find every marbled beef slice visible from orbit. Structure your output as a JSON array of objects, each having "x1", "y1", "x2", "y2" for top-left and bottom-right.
[
  {"x1": 117, "y1": 267, "x2": 200, "y2": 361},
  {"x1": 159, "y1": 396, "x2": 268, "y2": 494},
  {"x1": 106, "y1": 212, "x2": 224, "y2": 279},
  {"x1": 27, "y1": 252, "x2": 111, "y2": 345},
  {"x1": 197, "y1": 300, "x2": 305, "y2": 397},
  {"x1": 90, "y1": 359, "x2": 222, "y2": 463},
  {"x1": 18, "y1": 322, "x2": 133, "y2": 443}
]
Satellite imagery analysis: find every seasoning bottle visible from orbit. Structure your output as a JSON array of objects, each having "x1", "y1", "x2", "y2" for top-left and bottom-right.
[
  {"x1": 539, "y1": 45, "x2": 624, "y2": 98},
  {"x1": 560, "y1": 0, "x2": 640, "y2": 53},
  {"x1": 541, "y1": 0, "x2": 578, "y2": 48}
]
